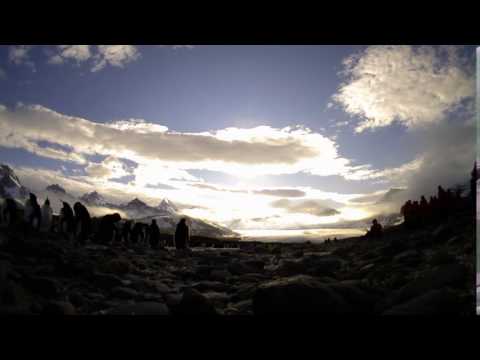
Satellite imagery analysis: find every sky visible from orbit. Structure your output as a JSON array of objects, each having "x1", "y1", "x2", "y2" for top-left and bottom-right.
[{"x1": 0, "y1": 45, "x2": 476, "y2": 233}]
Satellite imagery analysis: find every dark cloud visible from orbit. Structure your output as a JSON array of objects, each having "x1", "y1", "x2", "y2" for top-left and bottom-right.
[
  {"x1": 271, "y1": 198, "x2": 340, "y2": 217},
  {"x1": 253, "y1": 189, "x2": 306, "y2": 197}
]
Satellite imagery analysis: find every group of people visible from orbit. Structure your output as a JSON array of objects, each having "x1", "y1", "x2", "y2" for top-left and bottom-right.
[
  {"x1": 400, "y1": 185, "x2": 467, "y2": 229},
  {"x1": 1, "y1": 193, "x2": 191, "y2": 250}
]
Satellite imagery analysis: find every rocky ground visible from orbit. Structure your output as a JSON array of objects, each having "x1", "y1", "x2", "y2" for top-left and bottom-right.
[{"x1": 0, "y1": 211, "x2": 475, "y2": 315}]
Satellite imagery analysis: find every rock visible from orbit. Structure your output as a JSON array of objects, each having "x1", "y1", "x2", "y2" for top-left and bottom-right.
[
  {"x1": 111, "y1": 286, "x2": 139, "y2": 299},
  {"x1": 328, "y1": 281, "x2": 379, "y2": 313},
  {"x1": 68, "y1": 292, "x2": 86, "y2": 308},
  {"x1": 379, "y1": 239, "x2": 408, "y2": 257},
  {"x1": 230, "y1": 283, "x2": 257, "y2": 302},
  {"x1": 209, "y1": 269, "x2": 232, "y2": 282},
  {"x1": 274, "y1": 260, "x2": 306, "y2": 276},
  {"x1": 103, "y1": 302, "x2": 170, "y2": 315},
  {"x1": 202, "y1": 291, "x2": 230, "y2": 307},
  {"x1": 379, "y1": 263, "x2": 467, "y2": 311},
  {"x1": 174, "y1": 288, "x2": 218, "y2": 315},
  {"x1": 0, "y1": 306, "x2": 33, "y2": 315},
  {"x1": 383, "y1": 288, "x2": 460, "y2": 315},
  {"x1": 393, "y1": 250, "x2": 423, "y2": 266},
  {"x1": 291, "y1": 250, "x2": 304, "y2": 258},
  {"x1": 42, "y1": 300, "x2": 77, "y2": 315},
  {"x1": 86, "y1": 292, "x2": 106, "y2": 301},
  {"x1": 191, "y1": 281, "x2": 230, "y2": 293},
  {"x1": 228, "y1": 261, "x2": 264, "y2": 275},
  {"x1": 432, "y1": 225, "x2": 452, "y2": 244},
  {"x1": 101, "y1": 258, "x2": 132, "y2": 275},
  {"x1": 225, "y1": 299, "x2": 253, "y2": 315},
  {"x1": 24, "y1": 276, "x2": 61, "y2": 298},
  {"x1": 429, "y1": 249, "x2": 456, "y2": 266},
  {"x1": 303, "y1": 255, "x2": 343, "y2": 276},
  {"x1": 360, "y1": 263, "x2": 375, "y2": 271},
  {"x1": 92, "y1": 272, "x2": 124, "y2": 290},
  {"x1": 129, "y1": 278, "x2": 167, "y2": 293},
  {"x1": 0, "y1": 260, "x2": 10, "y2": 282},
  {"x1": 0, "y1": 281, "x2": 30, "y2": 307},
  {"x1": 252, "y1": 275, "x2": 350, "y2": 314}
]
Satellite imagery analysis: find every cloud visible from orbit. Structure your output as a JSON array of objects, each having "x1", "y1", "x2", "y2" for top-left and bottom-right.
[
  {"x1": 9, "y1": 45, "x2": 35, "y2": 71},
  {"x1": 253, "y1": 189, "x2": 306, "y2": 197},
  {"x1": 158, "y1": 45, "x2": 195, "y2": 50},
  {"x1": 91, "y1": 45, "x2": 140, "y2": 72},
  {"x1": 0, "y1": 103, "x2": 373, "y2": 180},
  {"x1": 85, "y1": 156, "x2": 132, "y2": 180},
  {"x1": 0, "y1": 67, "x2": 6, "y2": 79},
  {"x1": 271, "y1": 198, "x2": 341, "y2": 217},
  {"x1": 333, "y1": 45, "x2": 474, "y2": 133},
  {"x1": 48, "y1": 45, "x2": 92, "y2": 65}
]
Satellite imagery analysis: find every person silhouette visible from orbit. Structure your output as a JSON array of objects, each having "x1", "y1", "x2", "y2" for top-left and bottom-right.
[
  {"x1": 25, "y1": 193, "x2": 42, "y2": 231},
  {"x1": 60, "y1": 202, "x2": 75, "y2": 239},
  {"x1": 175, "y1": 218, "x2": 189, "y2": 250},
  {"x1": 366, "y1": 219, "x2": 383, "y2": 239},
  {"x1": 73, "y1": 202, "x2": 92, "y2": 245},
  {"x1": 41, "y1": 198, "x2": 53, "y2": 232},
  {"x1": 148, "y1": 219, "x2": 161, "y2": 249},
  {"x1": 131, "y1": 222, "x2": 143, "y2": 244},
  {"x1": 95, "y1": 213, "x2": 122, "y2": 245},
  {"x1": 122, "y1": 220, "x2": 132, "y2": 244}
]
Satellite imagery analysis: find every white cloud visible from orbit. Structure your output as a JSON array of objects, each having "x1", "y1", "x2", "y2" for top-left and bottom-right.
[
  {"x1": 91, "y1": 45, "x2": 140, "y2": 72},
  {"x1": 9, "y1": 45, "x2": 35, "y2": 71},
  {"x1": 0, "y1": 104, "x2": 374, "y2": 180},
  {"x1": 85, "y1": 156, "x2": 132, "y2": 180},
  {"x1": 48, "y1": 45, "x2": 92, "y2": 65},
  {"x1": 0, "y1": 67, "x2": 5, "y2": 79},
  {"x1": 158, "y1": 45, "x2": 195, "y2": 50},
  {"x1": 333, "y1": 45, "x2": 474, "y2": 133}
]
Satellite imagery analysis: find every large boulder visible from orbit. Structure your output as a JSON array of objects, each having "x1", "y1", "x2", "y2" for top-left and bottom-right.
[
  {"x1": 252, "y1": 275, "x2": 351, "y2": 314},
  {"x1": 42, "y1": 300, "x2": 77, "y2": 315},
  {"x1": 101, "y1": 302, "x2": 170, "y2": 315},
  {"x1": 111, "y1": 286, "x2": 139, "y2": 300},
  {"x1": 91, "y1": 272, "x2": 124, "y2": 290},
  {"x1": 228, "y1": 260, "x2": 265, "y2": 275},
  {"x1": 23, "y1": 276, "x2": 61, "y2": 298},
  {"x1": 100, "y1": 258, "x2": 132, "y2": 275},
  {"x1": 174, "y1": 288, "x2": 219, "y2": 315},
  {"x1": 378, "y1": 263, "x2": 467, "y2": 311},
  {"x1": 383, "y1": 288, "x2": 460, "y2": 315}
]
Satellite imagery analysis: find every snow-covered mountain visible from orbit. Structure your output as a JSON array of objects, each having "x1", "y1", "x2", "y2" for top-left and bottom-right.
[
  {"x1": 0, "y1": 163, "x2": 237, "y2": 238},
  {"x1": 136, "y1": 213, "x2": 238, "y2": 238},
  {"x1": 0, "y1": 164, "x2": 29, "y2": 200},
  {"x1": 157, "y1": 198, "x2": 178, "y2": 214},
  {"x1": 79, "y1": 191, "x2": 107, "y2": 206}
]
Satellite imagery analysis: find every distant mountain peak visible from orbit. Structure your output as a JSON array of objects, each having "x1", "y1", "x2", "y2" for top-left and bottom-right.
[
  {"x1": 46, "y1": 184, "x2": 66, "y2": 194},
  {"x1": 80, "y1": 191, "x2": 106, "y2": 205},
  {"x1": 0, "y1": 164, "x2": 29, "y2": 199},
  {"x1": 158, "y1": 198, "x2": 178, "y2": 213},
  {"x1": 123, "y1": 197, "x2": 149, "y2": 209}
]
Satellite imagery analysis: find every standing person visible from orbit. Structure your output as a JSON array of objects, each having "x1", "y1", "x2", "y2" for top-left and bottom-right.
[
  {"x1": 73, "y1": 202, "x2": 92, "y2": 245},
  {"x1": 95, "y1": 213, "x2": 122, "y2": 245},
  {"x1": 122, "y1": 221, "x2": 132, "y2": 244},
  {"x1": 41, "y1": 198, "x2": 53, "y2": 232},
  {"x1": 60, "y1": 202, "x2": 75, "y2": 240},
  {"x1": 174, "y1": 218, "x2": 189, "y2": 250},
  {"x1": 25, "y1": 193, "x2": 42, "y2": 231},
  {"x1": 148, "y1": 219, "x2": 161, "y2": 249},
  {"x1": 130, "y1": 222, "x2": 142, "y2": 245}
]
